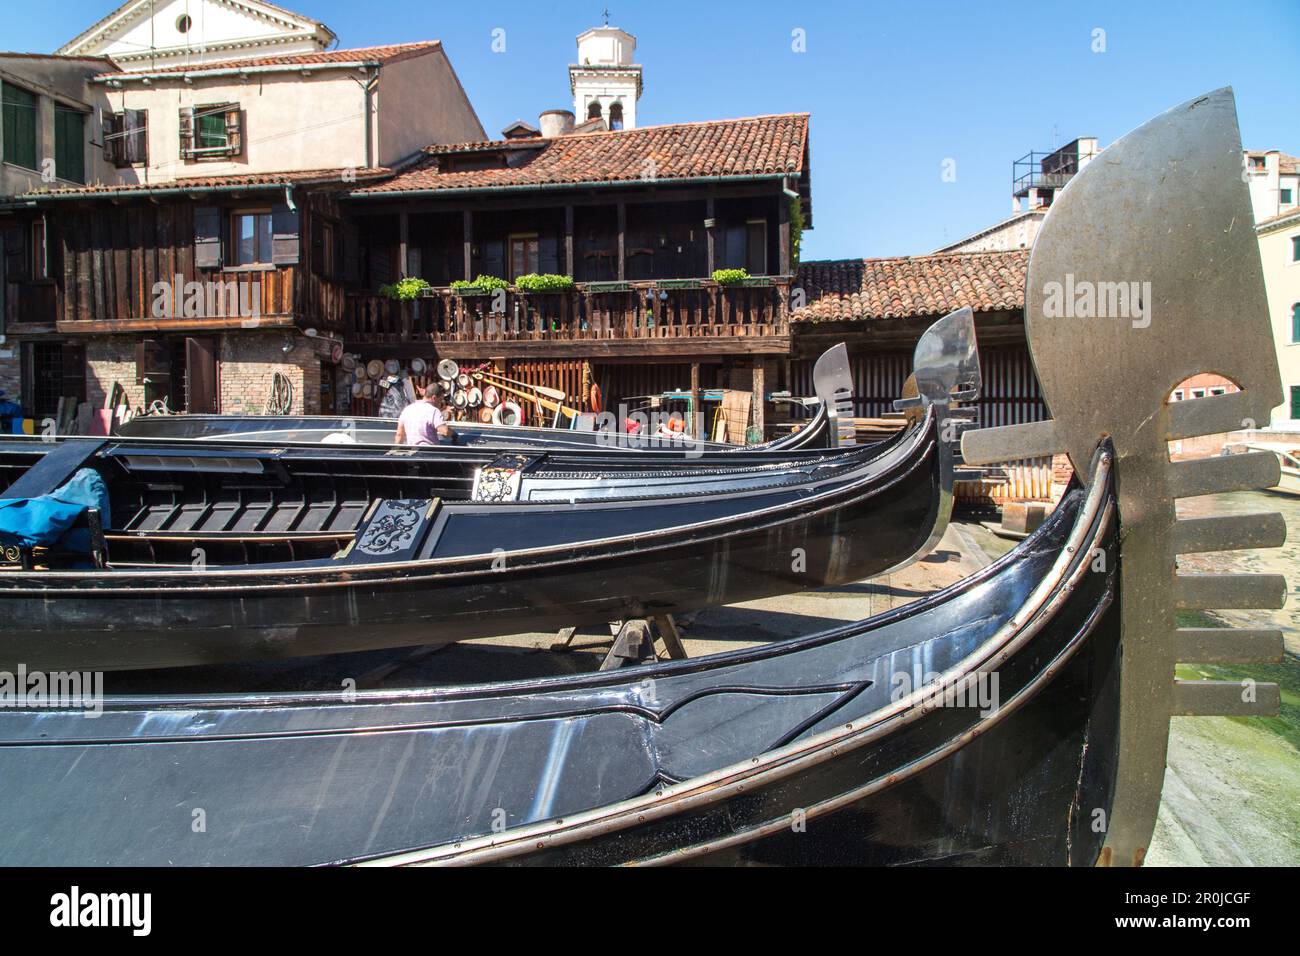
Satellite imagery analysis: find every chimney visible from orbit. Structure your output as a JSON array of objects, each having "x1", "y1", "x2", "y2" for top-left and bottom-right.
[{"x1": 539, "y1": 109, "x2": 575, "y2": 138}]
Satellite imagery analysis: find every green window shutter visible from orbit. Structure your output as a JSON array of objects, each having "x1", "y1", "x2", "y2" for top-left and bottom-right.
[
  {"x1": 1292, "y1": 386, "x2": 1300, "y2": 421},
  {"x1": 2, "y1": 82, "x2": 38, "y2": 171},
  {"x1": 1293, "y1": 303, "x2": 1300, "y2": 344},
  {"x1": 54, "y1": 106, "x2": 85, "y2": 184}
]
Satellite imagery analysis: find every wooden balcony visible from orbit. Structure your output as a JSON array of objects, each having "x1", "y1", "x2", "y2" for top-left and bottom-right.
[{"x1": 344, "y1": 278, "x2": 792, "y2": 358}]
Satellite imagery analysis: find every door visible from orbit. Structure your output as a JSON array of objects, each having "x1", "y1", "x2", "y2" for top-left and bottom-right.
[
  {"x1": 185, "y1": 337, "x2": 218, "y2": 413},
  {"x1": 509, "y1": 235, "x2": 540, "y2": 279}
]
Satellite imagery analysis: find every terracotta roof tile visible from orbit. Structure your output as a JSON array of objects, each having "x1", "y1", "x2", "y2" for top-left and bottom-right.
[
  {"x1": 95, "y1": 41, "x2": 441, "y2": 79},
  {"x1": 794, "y1": 250, "x2": 1028, "y2": 322},
  {"x1": 356, "y1": 113, "x2": 810, "y2": 194},
  {"x1": 22, "y1": 167, "x2": 391, "y2": 198}
]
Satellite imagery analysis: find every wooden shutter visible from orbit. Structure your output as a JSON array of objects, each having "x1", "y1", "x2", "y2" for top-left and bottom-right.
[
  {"x1": 125, "y1": 109, "x2": 148, "y2": 166},
  {"x1": 271, "y1": 204, "x2": 300, "y2": 266},
  {"x1": 310, "y1": 217, "x2": 326, "y2": 276},
  {"x1": 225, "y1": 107, "x2": 244, "y2": 157},
  {"x1": 342, "y1": 221, "x2": 361, "y2": 283},
  {"x1": 194, "y1": 206, "x2": 222, "y2": 269},
  {"x1": 184, "y1": 337, "x2": 218, "y2": 413},
  {"x1": 135, "y1": 338, "x2": 169, "y2": 385},
  {"x1": 102, "y1": 111, "x2": 120, "y2": 164},
  {"x1": 179, "y1": 106, "x2": 194, "y2": 158},
  {"x1": 1, "y1": 223, "x2": 28, "y2": 283}
]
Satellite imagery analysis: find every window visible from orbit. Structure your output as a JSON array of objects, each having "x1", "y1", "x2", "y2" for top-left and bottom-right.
[
  {"x1": 53, "y1": 105, "x2": 85, "y2": 184},
  {"x1": 1191, "y1": 388, "x2": 1207, "y2": 399},
  {"x1": 1293, "y1": 236, "x2": 1300, "y2": 263},
  {"x1": 1172, "y1": 390, "x2": 1184, "y2": 401},
  {"x1": 180, "y1": 104, "x2": 242, "y2": 160},
  {"x1": 1283, "y1": 188, "x2": 1294, "y2": 205},
  {"x1": 1210, "y1": 387, "x2": 1227, "y2": 396},
  {"x1": 30, "y1": 219, "x2": 46, "y2": 279},
  {"x1": 608, "y1": 102, "x2": 624, "y2": 130},
  {"x1": 587, "y1": 101, "x2": 602, "y2": 121},
  {"x1": 1293, "y1": 385, "x2": 1300, "y2": 421},
  {"x1": 1248, "y1": 155, "x2": 1266, "y2": 173},
  {"x1": 231, "y1": 211, "x2": 273, "y2": 266},
  {"x1": 104, "y1": 109, "x2": 148, "y2": 167},
  {"x1": 509, "y1": 234, "x2": 539, "y2": 279},
  {"x1": 1293, "y1": 304, "x2": 1300, "y2": 343},
  {"x1": 1, "y1": 82, "x2": 37, "y2": 170},
  {"x1": 176, "y1": 14, "x2": 192, "y2": 33}
]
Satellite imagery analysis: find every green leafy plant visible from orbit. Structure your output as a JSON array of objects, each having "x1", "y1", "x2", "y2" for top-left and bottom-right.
[
  {"x1": 515, "y1": 273, "x2": 574, "y2": 292},
  {"x1": 451, "y1": 275, "x2": 508, "y2": 293},
  {"x1": 712, "y1": 268, "x2": 750, "y2": 285},
  {"x1": 378, "y1": 277, "x2": 431, "y2": 300}
]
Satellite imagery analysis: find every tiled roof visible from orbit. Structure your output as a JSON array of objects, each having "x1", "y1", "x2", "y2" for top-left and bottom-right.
[
  {"x1": 793, "y1": 250, "x2": 1029, "y2": 322},
  {"x1": 22, "y1": 167, "x2": 391, "y2": 199},
  {"x1": 355, "y1": 113, "x2": 810, "y2": 194},
  {"x1": 1256, "y1": 207, "x2": 1300, "y2": 232},
  {"x1": 94, "y1": 41, "x2": 441, "y2": 79},
  {"x1": 1280, "y1": 153, "x2": 1299, "y2": 174}
]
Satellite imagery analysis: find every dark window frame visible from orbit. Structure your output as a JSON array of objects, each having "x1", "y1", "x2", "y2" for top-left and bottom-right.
[
  {"x1": 104, "y1": 108, "x2": 148, "y2": 167},
  {"x1": 180, "y1": 103, "x2": 243, "y2": 161},
  {"x1": 230, "y1": 208, "x2": 275, "y2": 267}
]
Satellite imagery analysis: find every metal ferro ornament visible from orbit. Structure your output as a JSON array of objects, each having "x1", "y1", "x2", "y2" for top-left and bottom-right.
[{"x1": 961, "y1": 88, "x2": 1287, "y2": 866}]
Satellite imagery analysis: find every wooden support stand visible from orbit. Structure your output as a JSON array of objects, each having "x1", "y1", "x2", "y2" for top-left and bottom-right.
[{"x1": 551, "y1": 616, "x2": 689, "y2": 670}]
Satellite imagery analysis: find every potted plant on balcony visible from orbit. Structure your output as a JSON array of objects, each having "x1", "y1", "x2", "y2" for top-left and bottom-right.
[
  {"x1": 712, "y1": 268, "x2": 773, "y2": 288},
  {"x1": 378, "y1": 277, "x2": 431, "y2": 300},
  {"x1": 514, "y1": 273, "x2": 574, "y2": 293},
  {"x1": 450, "y1": 275, "x2": 508, "y2": 297}
]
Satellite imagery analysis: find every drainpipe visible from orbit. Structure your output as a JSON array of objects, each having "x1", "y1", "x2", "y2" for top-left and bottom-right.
[{"x1": 363, "y1": 69, "x2": 377, "y2": 170}]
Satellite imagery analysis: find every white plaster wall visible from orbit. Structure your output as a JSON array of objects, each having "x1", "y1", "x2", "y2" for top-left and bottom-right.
[
  {"x1": 375, "y1": 47, "x2": 485, "y2": 164},
  {"x1": 1259, "y1": 220, "x2": 1300, "y2": 426},
  {"x1": 101, "y1": 70, "x2": 371, "y2": 182}
]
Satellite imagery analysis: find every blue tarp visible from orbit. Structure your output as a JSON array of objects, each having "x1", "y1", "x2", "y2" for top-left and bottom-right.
[{"x1": 0, "y1": 468, "x2": 110, "y2": 554}]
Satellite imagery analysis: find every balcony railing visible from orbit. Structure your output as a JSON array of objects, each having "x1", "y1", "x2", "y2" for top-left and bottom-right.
[{"x1": 345, "y1": 278, "x2": 791, "y2": 345}]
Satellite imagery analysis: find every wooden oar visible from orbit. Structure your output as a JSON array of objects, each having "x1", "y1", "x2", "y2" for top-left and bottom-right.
[
  {"x1": 474, "y1": 377, "x2": 580, "y2": 420},
  {"x1": 473, "y1": 370, "x2": 567, "y2": 402}
]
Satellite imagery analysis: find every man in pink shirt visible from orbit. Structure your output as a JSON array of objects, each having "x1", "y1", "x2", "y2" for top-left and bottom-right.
[{"x1": 394, "y1": 384, "x2": 452, "y2": 445}]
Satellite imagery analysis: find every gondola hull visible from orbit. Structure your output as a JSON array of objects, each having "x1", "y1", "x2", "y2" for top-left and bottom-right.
[{"x1": 0, "y1": 445, "x2": 1118, "y2": 866}]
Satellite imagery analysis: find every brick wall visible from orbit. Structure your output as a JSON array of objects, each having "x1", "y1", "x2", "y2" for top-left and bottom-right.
[
  {"x1": 218, "y1": 332, "x2": 334, "y2": 416},
  {"x1": 0, "y1": 346, "x2": 21, "y2": 405},
  {"x1": 85, "y1": 338, "x2": 145, "y2": 413}
]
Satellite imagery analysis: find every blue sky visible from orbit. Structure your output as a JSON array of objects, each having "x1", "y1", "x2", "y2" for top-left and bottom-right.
[{"x1": 14, "y1": 0, "x2": 1300, "y2": 260}]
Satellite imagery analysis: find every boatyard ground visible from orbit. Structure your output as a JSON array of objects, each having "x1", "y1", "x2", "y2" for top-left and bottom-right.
[{"x1": 110, "y1": 488, "x2": 1300, "y2": 868}]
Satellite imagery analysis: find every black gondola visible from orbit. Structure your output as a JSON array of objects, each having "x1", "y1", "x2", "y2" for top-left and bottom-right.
[
  {"x1": 0, "y1": 440, "x2": 1118, "y2": 866},
  {"x1": 0, "y1": 402, "x2": 950, "y2": 672}
]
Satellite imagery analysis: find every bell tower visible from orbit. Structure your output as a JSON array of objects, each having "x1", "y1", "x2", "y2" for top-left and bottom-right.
[{"x1": 569, "y1": 21, "x2": 642, "y2": 130}]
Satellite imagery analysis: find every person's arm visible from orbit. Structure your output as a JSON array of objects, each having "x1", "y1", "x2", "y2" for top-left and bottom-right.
[
  {"x1": 437, "y1": 423, "x2": 452, "y2": 438},
  {"x1": 393, "y1": 419, "x2": 407, "y2": 444}
]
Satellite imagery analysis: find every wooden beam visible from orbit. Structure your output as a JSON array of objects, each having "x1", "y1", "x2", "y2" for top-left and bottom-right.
[
  {"x1": 564, "y1": 205, "x2": 574, "y2": 276},
  {"x1": 378, "y1": 336, "x2": 793, "y2": 361},
  {"x1": 398, "y1": 211, "x2": 409, "y2": 277},
  {"x1": 690, "y1": 362, "x2": 702, "y2": 439},
  {"x1": 705, "y1": 197, "x2": 716, "y2": 275},
  {"x1": 462, "y1": 210, "x2": 473, "y2": 281},
  {"x1": 616, "y1": 202, "x2": 626, "y2": 280}
]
